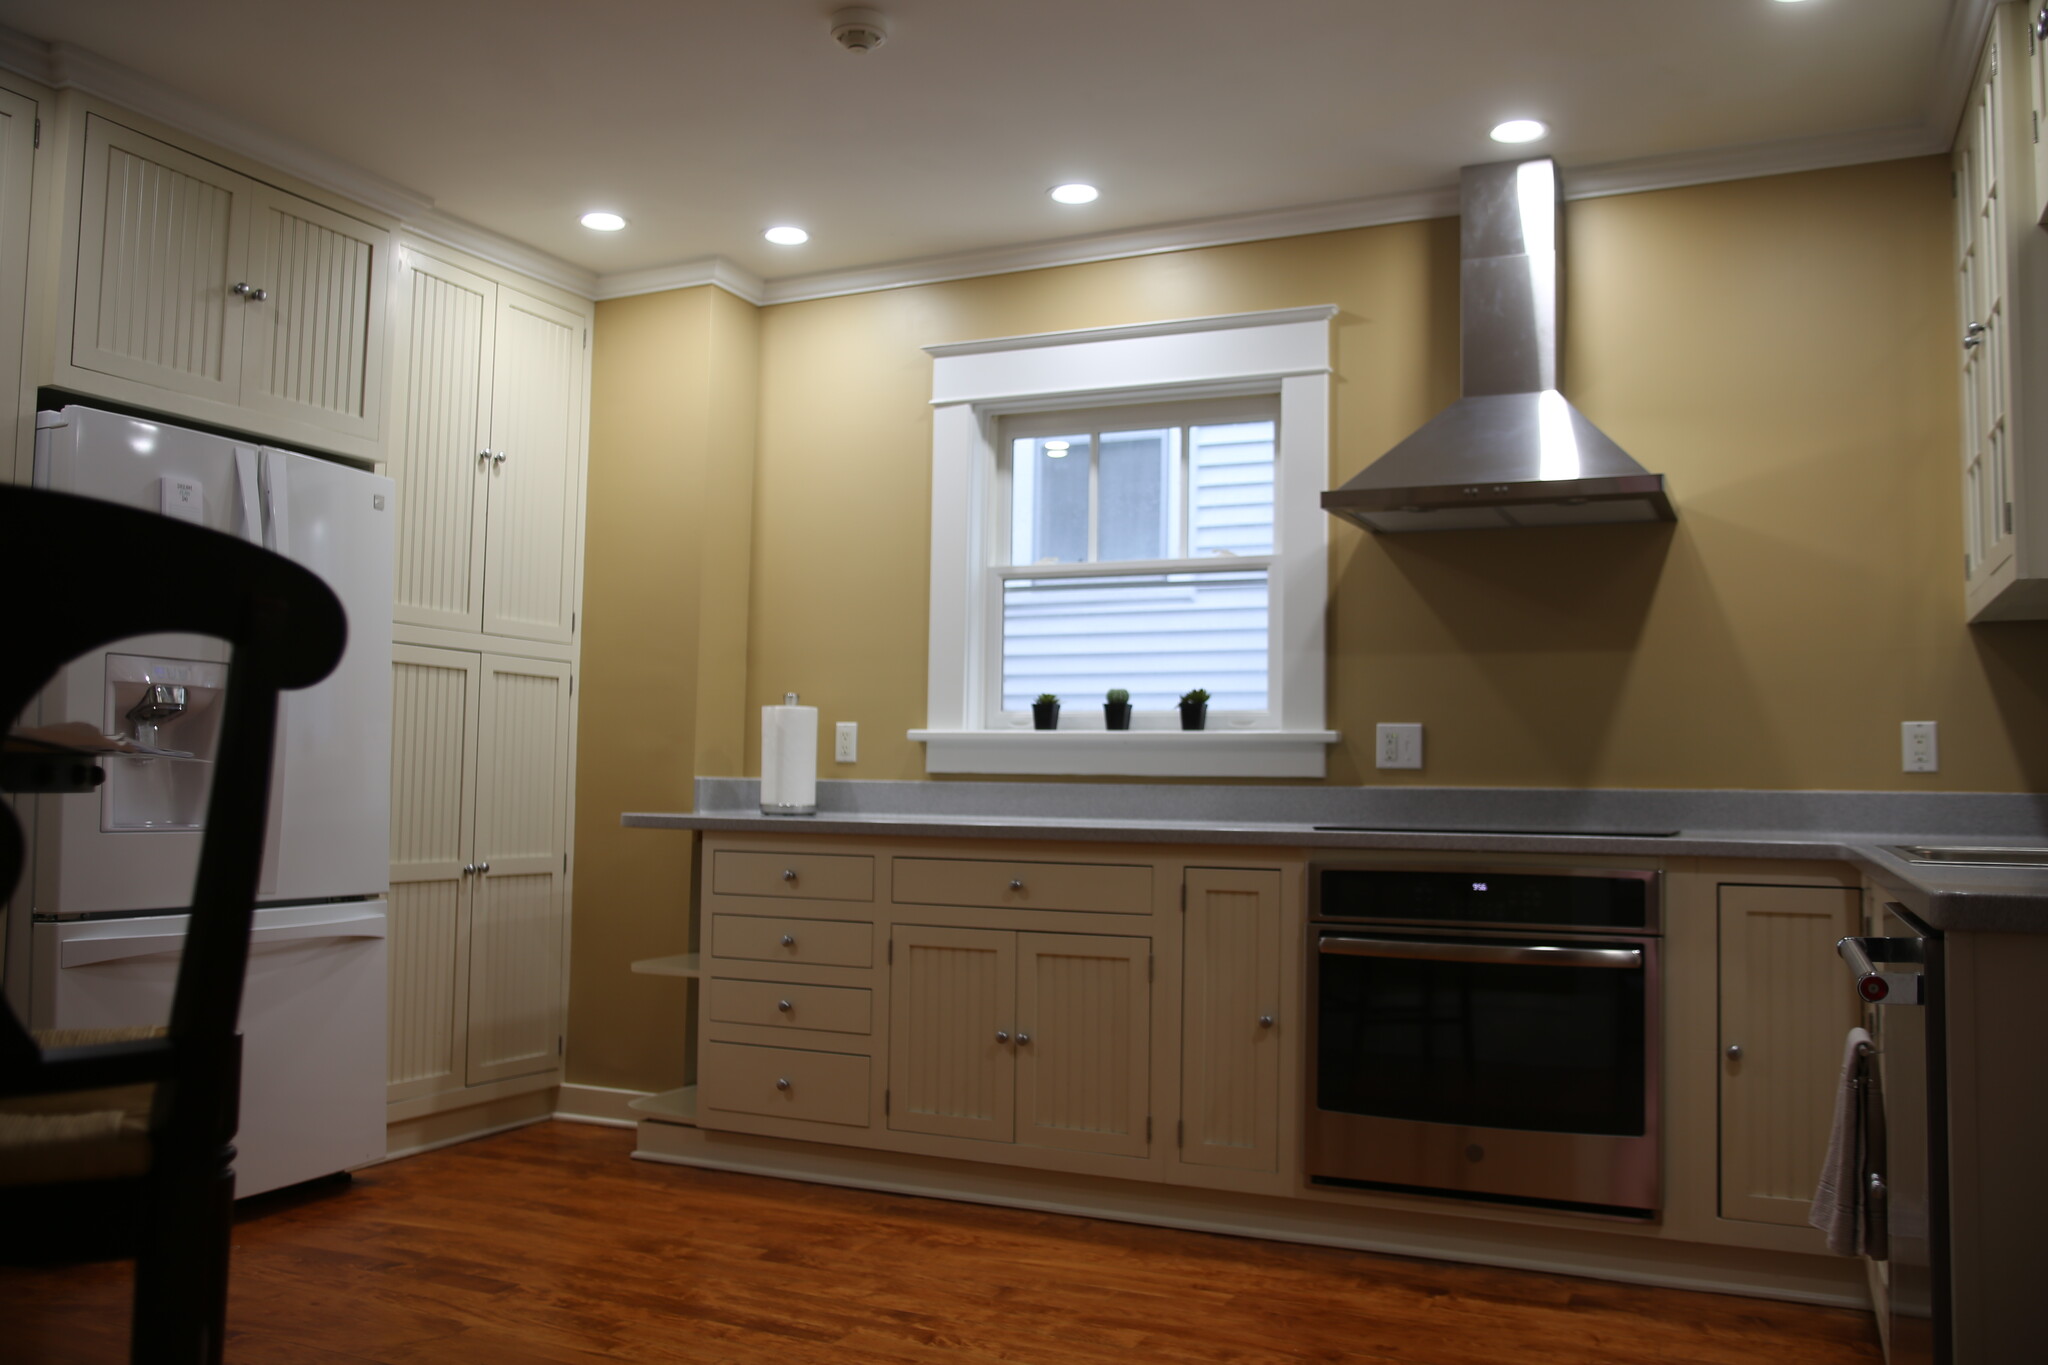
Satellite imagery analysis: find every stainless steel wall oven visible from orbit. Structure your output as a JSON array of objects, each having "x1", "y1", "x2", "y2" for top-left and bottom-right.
[{"x1": 1307, "y1": 865, "x2": 1662, "y2": 1218}]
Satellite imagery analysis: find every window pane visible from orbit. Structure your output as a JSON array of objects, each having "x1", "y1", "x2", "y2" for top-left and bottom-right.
[
  {"x1": 1011, "y1": 434, "x2": 1090, "y2": 565},
  {"x1": 1097, "y1": 428, "x2": 1175, "y2": 562},
  {"x1": 1000, "y1": 570, "x2": 1268, "y2": 711},
  {"x1": 1188, "y1": 421, "x2": 1275, "y2": 557}
]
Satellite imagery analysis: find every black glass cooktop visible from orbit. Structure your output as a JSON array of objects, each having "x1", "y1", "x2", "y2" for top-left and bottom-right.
[{"x1": 1312, "y1": 826, "x2": 1680, "y2": 838}]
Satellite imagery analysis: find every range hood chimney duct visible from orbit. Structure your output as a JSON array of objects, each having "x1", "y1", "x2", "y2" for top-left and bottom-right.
[{"x1": 1321, "y1": 158, "x2": 1675, "y2": 532}]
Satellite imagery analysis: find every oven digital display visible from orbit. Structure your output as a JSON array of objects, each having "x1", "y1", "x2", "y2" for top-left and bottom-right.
[{"x1": 1317, "y1": 868, "x2": 1651, "y2": 929}]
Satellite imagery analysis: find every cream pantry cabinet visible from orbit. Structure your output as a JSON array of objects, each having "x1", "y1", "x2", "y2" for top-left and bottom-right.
[
  {"x1": 1176, "y1": 867, "x2": 1284, "y2": 1175},
  {"x1": 67, "y1": 115, "x2": 390, "y2": 460},
  {"x1": 888, "y1": 924, "x2": 1151, "y2": 1157},
  {"x1": 1956, "y1": 5, "x2": 2048, "y2": 620},
  {"x1": 1716, "y1": 882, "x2": 1860, "y2": 1227},
  {"x1": 387, "y1": 645, "x2": 573, "y2": 1107},
  {"x1": 388, "y1": 241, "x2": 588, "y2": 645}
]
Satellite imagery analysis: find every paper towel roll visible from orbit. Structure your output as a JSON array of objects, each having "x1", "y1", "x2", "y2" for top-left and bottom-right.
[{"x1": 760, "y1": 694, "x2": 817, "y2": 815}]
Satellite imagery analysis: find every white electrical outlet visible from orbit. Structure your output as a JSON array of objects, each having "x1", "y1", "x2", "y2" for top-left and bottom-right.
[
  {"x1": 1376, "y1": 723, "x2": 1423, "y2": 770},
  {"x1": 835, "y1": 721, "x2": 858, "y2": 764},
  {"x1": 1901, "y1": 721, "x2": 1938, "y2": 774}
]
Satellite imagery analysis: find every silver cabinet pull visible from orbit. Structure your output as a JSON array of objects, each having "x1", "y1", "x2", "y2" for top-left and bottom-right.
[
  {"x1": 995, "y1": 1030, "x2": 1010, "y2": 1043},
  {"x1": 1009, "y1": 878, "x2": 1024, "y2": 890},
  {"x1": 777, "y1": 999, "x2": 792, "y2": 1013},
  {"x1": 780, "y1": 933, "x2": 795, "y2": 947},
  {"x1": 1725, "y1": 1043, "x2": 1743, "y2": 1061},
  {"x1": 461, "y1": 863, "x2": 477, "y2": 876},
  {"x1": 477, "y1": 449, "x2": 495, "y2": 463},
  {"x1": 492, "y1": 450, "x2": 508, "y2": 465},
  {"x1": 782, "y1": 868, "x2": 797, "y2": 881},
  {"x1": 774, "y1": 1077, "x2": 790, "y2": 1091},
  {"x1": 1964, "y1": 321, "x2": 1987, "y2": 350},
  {"x1": 1259, "y1": 1015, "x2": 1275, "y2": 1029},
  {"x1": 1015, "y1": 1031, "x2": 1031, "y2": 1045},
  {"x1": 1318, "y1": 934, "x2": 1643, "y2": 971},
  {"x1": 476, "y1": 861, "x2": 489, "y2": 874}
]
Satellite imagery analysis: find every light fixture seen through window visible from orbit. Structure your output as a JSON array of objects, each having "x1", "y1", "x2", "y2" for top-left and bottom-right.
[
  {"x1": 1043, "y1": 440, "x2": 1070, "y2": 458},
  {"x1": 580, "y1": 211, "x2": 626, "y2": 231},
  {"x1": 1489, "y1": 119, "x2": 1548, "y2": 144},
  {"x1": 764, "y1": 225, "x2": 810, "y2": 245},
  {"x1": 1050, "y1": 183, "x2": 1099, "y2": 204}
]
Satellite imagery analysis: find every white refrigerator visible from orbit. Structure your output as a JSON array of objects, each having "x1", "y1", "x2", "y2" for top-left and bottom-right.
[{"x1": 8, "y1": 404, "x2": 393, "y2": 1197}]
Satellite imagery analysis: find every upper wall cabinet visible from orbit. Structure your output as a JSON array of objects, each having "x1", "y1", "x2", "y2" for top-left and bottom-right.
[
  {"x1": 67, "y1": 116, "x2": 390, "y2": 461},
  {"x1": 1956, "y1": 6, "x2": 2048, "y2": 621},
  {"x1": 388, "y1": 241, "x2": 587, "y2": 645},
  {"x1": 2029, "y1": 2, "x2": 2048, "y2": 226}
]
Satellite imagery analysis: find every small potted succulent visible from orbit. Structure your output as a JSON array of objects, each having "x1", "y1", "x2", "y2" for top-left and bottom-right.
[
  {"x1": 1103, "y1": 687, "x2": 1132, "y2": 731},
  {"x1": 1031, "y1": 693, "x2": 1061, "y2": 730},
  {"x1": 1177, "y1": 688, "x2": 1210, "y2": 731}
]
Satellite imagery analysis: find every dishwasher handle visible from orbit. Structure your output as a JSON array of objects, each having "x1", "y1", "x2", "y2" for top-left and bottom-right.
[
  {"x1": 1317, "y1": 935, "x2": 1643, "y2": 971},
  {"x1": 1837, "y1": 927, "x2": 1925, "y2": 1006}
]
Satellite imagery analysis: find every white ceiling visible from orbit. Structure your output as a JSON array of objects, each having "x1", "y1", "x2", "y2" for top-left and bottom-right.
[{"x1": 0, "y1": 0, "x2": 1979, "y2": 293}]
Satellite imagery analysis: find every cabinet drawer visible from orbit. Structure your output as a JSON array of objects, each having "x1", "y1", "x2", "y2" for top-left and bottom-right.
[
  {"x1": 709, "y1": 978, "x2": 872, "y2": 1035},
  {"x1": 713, "y1": 850, "x2": 874, "y2": 902},
  {"x1": 892, "y1": 857, "x2": 1152, "y2": 915},
  {"x1": 711, "y1": 914, "x2": 873, "y2": 968},
  {"x1": 701, "y1": 1042, "x2": 870, "y2": 1127}
]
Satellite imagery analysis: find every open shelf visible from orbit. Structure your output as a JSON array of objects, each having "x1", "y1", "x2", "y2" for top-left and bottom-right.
[
  {"x1": 629, "y1": 953, "x2": 701, "y2": 979},
  {"x1": 628, "y1": 1085, "x2": 697, "y2": 1126}
]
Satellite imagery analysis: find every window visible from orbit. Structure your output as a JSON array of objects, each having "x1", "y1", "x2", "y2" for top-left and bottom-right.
[
  {"x1": 915, "y1": 306, "x2": 1336, "y2": 777},
  {"x1": 998, "y1": 398, "x2": 1278, "y2": 716}
]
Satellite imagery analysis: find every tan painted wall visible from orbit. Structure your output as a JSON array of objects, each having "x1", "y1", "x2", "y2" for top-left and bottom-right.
[
  {"x1": 744, "y1": 157, "x2": 2048, "y2": 791},
  {"x1": 570, "y1": 285, "x2": 758, "y2": 1093}
]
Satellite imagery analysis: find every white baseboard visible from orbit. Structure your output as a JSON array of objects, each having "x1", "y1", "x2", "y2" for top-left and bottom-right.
[
  {"x1": 633, "y1": 1123, "x2": 1870, "y2": 1311},
  {"x1": 555, "y1": 1082, "x2": 651, "y2": 1129}
]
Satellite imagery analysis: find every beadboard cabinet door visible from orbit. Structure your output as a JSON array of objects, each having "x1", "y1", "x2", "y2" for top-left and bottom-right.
[
  {"x1": 481, "y1": 291, "x2": 585, "y2": 644},
  {"x1": 71, "y1": 115, "x2": 251, "y2": 407},
  {"x1": 1015, "y1": 932, "x2": 1150, "y2": 1158},
  {"x1": 1178, "y1": 868, "x2": 1283, "y2": 1173},
  {"x1": 389, "y1": 248, "x2": 495, "y2": 632},
  {"x1": 464, "y1": 654, "x2": 574, "y2": 1085},
  {"x1": 239, "y1": 183, "x2": 387, "y2": 444},
  {"x1": 386, "y1": 645, "x2": 480, "y2": 1104},
  {"x1": 0, "y1": 81, "x2": 36, "y2": 485},
  {"x1": 1718, "y1": 883, "x2": 1860, "y2": 1226},
  {"x1": 1957, "y1": 32, "x2": 2017, "y2": 597},
  {"x1": 888, "y1": 925, "x2": 1016, "y2": 1142}
]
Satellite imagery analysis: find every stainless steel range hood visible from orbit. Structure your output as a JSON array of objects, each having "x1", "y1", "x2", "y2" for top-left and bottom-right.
[{"x1": 1322, "y1": 158, "x2": 1675, "y2": 533}]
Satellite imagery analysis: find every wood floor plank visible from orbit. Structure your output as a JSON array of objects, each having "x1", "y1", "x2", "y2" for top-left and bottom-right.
[{"x1": 0, "y1": 1121, "x2": 1882, "y2": 1365}]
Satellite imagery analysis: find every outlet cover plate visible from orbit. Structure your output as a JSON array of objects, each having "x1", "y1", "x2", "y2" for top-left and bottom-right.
[
  {"x1": 835, "y1": 721, "x2": 858, "y2": 764},
  {"x1": 1901, "y1": 721, "x2": 1937, "y2": 773},
  {"x1": 1376, "y1": 723, "x2": 1423, "y2": 770}
]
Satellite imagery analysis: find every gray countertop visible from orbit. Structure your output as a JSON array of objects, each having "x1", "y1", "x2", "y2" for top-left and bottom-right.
[{"x1": 622, "y1": 779, "x2": 2048, "y2": 934}]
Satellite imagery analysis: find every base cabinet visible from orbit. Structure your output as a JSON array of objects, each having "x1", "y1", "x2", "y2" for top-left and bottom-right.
[
  {"x1": 387, "y1": 645, "x2": 572, "y2": 1106},
  {"x1": 1177, "y1": 868, "x2": 1284, "y2": 1173},
  {"x1": 1716, "y1": 882, "x2": 1860, "y2": 1226}
]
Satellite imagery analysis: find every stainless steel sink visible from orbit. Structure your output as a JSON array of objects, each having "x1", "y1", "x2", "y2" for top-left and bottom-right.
[{"x1": 1889, "y1": 845, "x2": 2048, "y2": 869}]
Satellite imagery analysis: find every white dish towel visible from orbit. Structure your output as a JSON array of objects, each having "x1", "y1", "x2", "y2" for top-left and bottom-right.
[{"x1": 1809, "y1": 1026, "x2": 1883, "y2": 1256}]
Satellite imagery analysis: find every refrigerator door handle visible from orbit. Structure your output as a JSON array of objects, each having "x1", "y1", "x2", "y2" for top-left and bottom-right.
[
  {"x1": 234, "y1": 446, "x2": 263, "y2": 544},
  {"x1": 259, "y1": 448, "x2": 291, "y2": 557},
  {"x1": 60, "y1": 911, "x2": 389, "y2": 968}
]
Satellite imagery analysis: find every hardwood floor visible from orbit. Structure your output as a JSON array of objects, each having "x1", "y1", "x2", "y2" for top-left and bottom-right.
[{"x1": 1, "y1": 1120, "x2": 1882, "y2": 1364}]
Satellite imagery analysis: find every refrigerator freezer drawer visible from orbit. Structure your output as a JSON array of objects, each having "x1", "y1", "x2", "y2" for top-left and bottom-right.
[{"x1": 31, "y1": 902, "x2": 389, "y2": 1199}]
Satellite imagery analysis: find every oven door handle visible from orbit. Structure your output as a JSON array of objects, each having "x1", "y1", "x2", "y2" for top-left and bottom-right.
[{"x1": 1316, "y1": 935, "x2": 1644, "y2": 970}]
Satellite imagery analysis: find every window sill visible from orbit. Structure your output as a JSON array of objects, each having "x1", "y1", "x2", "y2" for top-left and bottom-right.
[{"x1": 908, "y1": 728, "x2": 1341, "y2": 778}]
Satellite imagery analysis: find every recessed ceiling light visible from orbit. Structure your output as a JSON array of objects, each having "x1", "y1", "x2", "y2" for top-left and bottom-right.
[
  {"x1": 1489, "y1": 119, "x2": 1548, "y2": 144},
  {"x1": 1050, "y1": 183, "x2": 1099, "y2": 204},
  {"x1": 580, "y1": 211, "x2": 626, "y2": 231},
  {"x1": 764, "y1": 225, "x2": 810, "y2": 245}
]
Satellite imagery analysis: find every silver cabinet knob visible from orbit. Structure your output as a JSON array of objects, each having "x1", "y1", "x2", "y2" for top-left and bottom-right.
[
  {"x1": 492, "y1": 450, "x2": 507, "y2": 465},
  {"x1": 995, "y1": 1030, "x2": 1009, "y2": 1044},
  {"x1": 1725, "y1": 1043, "x2": 1743, "y2": 1061},
  {"x1": 232, "y1": 282, "x2": 267, "y2": 300},
  {"x1": 777, "y1": 999, "x2": 792, "y2": 1013},
  {"x1": 782, "y1": 868, "x2": 797, "y2": 881},
  {"x1": 1015, "y1": 1031, "x2": 1031, "y2": 1045},
  {"x1": 775, "y1": 1077, "x2": 790, "y2": 1091},
  {"x1": 478, "y1": 861, "x2": 489, "y2": 874},
  {"x1": 1258, "y1": 1015, "x2": 1275, "y2": 1029},
  {"x1": 1965, "y1": 322, "x2": 1987, "y2": 350},
  {"x1": 1009, "y1": 878, "x2": 1024, "y2": 890},
  {"x1": 478, "y1": 449, "x2": 494, "y2": 463},
  {"x1": 461, "y1": 863, "x2": 476, "y2": 875},
  {"x1": 780, "y1": 933, "x2": 795, "y2": 947}
]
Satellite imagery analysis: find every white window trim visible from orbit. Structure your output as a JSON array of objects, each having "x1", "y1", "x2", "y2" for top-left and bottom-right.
[{"x1": 912, "y1": 305, "x2": 1338, "y2": 778}]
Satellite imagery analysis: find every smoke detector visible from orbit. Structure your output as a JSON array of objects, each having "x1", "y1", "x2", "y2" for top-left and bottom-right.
[{"x1": 830, "y1": 7, "x2": 889, "y2": 53}]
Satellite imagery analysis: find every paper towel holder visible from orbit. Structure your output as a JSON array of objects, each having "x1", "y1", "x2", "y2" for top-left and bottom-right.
[{"x1": 761, "y1": 691, "x2": 819, "y2": 817}]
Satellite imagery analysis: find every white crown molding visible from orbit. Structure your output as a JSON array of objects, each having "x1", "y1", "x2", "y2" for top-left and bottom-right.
[
  {"x1": 0, "y1": 25, "x2": 599, "y2": 299},
  {"x1": 924, "y1": 304, "x2": 1338, "y2": 359},
  {"x1": 594, "y1": 256, "x2": 767, "y2": 305},
  {"x1": 1565, "y1": 123, "x2": 1950, "y2": 202}
]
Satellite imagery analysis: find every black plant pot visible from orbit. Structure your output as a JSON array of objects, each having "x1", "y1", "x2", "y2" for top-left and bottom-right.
[
  {"x1": 1031, "y1": 702, "x2": 1060, "y2": 731},
  {"x1": 1103, "y1": 702, "x2": 1132, "y2": 731},
  {"x1": 1178, "y1": 703, "x2": 1207, "y2": 731}
]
